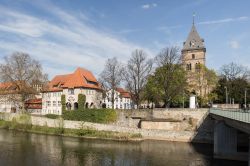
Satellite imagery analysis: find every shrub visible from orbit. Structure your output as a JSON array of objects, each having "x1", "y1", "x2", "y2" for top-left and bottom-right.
[
  {"x1": 62, "y1": 108, "x2": 117, "y2": 123},
  {"x1": 61, "y1": 94, "x2": 66, "y2": 112},
  {"x1": 45, "y1": 114, "x2": 60, "y2": 119},
  {"x1": 78, "y1": 94, "x2": 86, "y2": 110}
]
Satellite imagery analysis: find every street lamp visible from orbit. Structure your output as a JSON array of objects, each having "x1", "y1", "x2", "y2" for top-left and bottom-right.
[
  {"x1": 244, "y1": 88, "x2": 248, "y2": 109},
  {"x1": 224, "y1": 86, "x2": 228, "y2": 104}
]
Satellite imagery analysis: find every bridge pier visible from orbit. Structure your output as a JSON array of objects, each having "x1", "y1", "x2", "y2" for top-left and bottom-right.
[{"x1": 214, "y1": 121, "x2": 237, "y2": 158}]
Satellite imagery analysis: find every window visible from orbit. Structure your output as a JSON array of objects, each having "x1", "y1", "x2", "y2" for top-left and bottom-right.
[
  {"x1": 195, "y1": 63, "x2": 201, "y2": 72},
  {"x1": 53, "y1": 93, "x2": 56, "y2": 97},
  {"x1": 58, "y1": 101, "x2": 61, "y2": 106},
  {"x1": 192, "y1": 54, "x2": 195, "y2": 59},
  {"x1": 47, "y1": 101, "x2": 51, "y2": 107},
  {"x1": 48, "y1": 93, "x2": 51, "y2": 97},
  {"x1": 186, "y1": 64, "x2": 192, "y2": 71},
  {"x1": 53, "y1": 101, "x2": 56, "y2": 107},
  {"x1": 68, "y1": 89, "x2": 74, "y2": 95}
]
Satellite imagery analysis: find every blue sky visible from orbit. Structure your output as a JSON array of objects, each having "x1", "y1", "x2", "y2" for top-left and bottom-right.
[{"x1": 0, "y1": 0, "x2": 249, "y2": 78}]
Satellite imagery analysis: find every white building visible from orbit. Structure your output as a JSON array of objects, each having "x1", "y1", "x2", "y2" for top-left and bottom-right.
[
  {"x1": 42, "y1": 67, "x2": 103, "y2": 115},
  {"x1": 103, "y1": 88, "x2": 133, "y2": 109}
]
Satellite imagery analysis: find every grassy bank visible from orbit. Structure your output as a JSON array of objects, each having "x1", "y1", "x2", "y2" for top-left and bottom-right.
[{"x1": 0, "y1": 119, "x2": 142, "y2": 141}]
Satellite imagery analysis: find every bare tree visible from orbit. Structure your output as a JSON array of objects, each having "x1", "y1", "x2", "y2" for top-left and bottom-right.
[
  {"x1": 0, "y1": 52, "x2": 48, "y2": 112},
  {"x1": 99, "y1": 57, "x2": 124, "y2": 109},
  {"x1": 220, "y1": 62, "x2": 249, "y2": 80},
  {"x1": 124, "y1": 49, "x2": 153, "y2": 109},
  {"x1": 155, "y1": 46, "x2": 181, "y2": 66}
]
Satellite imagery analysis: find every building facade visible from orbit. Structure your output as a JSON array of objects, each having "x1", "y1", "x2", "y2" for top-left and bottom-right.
[
  {"x1": 103, "y1": 88, "x2": 133, "y2": 109},
  {"x1": 42, "y1": 67, "x2": 102, "y2": 115}
]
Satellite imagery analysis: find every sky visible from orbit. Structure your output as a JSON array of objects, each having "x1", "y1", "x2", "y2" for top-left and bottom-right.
[{"x1": 0, "y1": 0, "x2": 249, "y2": 79}]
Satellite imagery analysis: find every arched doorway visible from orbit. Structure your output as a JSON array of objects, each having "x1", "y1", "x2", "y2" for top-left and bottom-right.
[
  {"x1": 74, "y1": 102, "x2": 78, "y2": 110},
  {"x1": 66, "y1": 102, "x2": 72, "y2": 110}
]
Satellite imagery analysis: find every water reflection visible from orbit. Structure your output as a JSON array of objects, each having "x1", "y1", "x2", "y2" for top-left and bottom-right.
[{"x1": 0, "y1": 129, "x2": 247, "y2": 166}]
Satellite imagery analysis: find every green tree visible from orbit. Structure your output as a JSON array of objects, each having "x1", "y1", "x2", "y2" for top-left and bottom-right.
[
  {"x1": 213, "y1": 62, "x2": 250, "y2": 106},
  {"x1": 148, "y1": 64, "x2": 187, "y2": 107},
  {"x1": 61, "y1": 94, "x2": 66, "y2": 112},
  {"x1": 78, "y1": 94, "x2": 86, "y2": 110},
  {"x1": 190, "y1": 64, "x2": 218, "y2": 106}
]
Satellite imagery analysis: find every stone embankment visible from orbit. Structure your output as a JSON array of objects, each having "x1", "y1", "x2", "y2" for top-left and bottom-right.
[{"x1": 0, "y1": 108, "x2": 215, "y2": 143}]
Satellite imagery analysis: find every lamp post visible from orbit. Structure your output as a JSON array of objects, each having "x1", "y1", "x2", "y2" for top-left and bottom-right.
[
  {"x1": 244, "y1": 88, "x2": 247, "y2": 109},
  {"x1": 224, "y1": 86, "x2": 228, "y2": 104}
]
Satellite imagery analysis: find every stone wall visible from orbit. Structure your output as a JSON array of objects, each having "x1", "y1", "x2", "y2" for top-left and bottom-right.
[{"x1": 0, "y1": 109, "x2": 215, "y2": 143}]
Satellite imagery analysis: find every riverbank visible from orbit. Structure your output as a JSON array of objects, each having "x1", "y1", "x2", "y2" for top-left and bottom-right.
[
  {"x1": 0, "y1": 119, "x2": 143, "y2": 141},
  {"x1": 0, "y1": 112, "x2": 214, "y2": 143}
]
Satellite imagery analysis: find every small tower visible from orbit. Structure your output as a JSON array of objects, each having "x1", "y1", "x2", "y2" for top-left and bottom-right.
[{"x1": 182, "y1": 17, "x2": 206, "y2": 96}]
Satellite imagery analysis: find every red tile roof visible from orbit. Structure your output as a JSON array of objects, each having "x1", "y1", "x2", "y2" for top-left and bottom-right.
[
  {"x1": 116, "y1": 88, "x2": 131, "y2": 98},
  {"x1": 25, "y1": 98, "x2": 42, "y2": 109},
  {"x1": 44, "y1": 67, "x2": 102, "y2": 92}
]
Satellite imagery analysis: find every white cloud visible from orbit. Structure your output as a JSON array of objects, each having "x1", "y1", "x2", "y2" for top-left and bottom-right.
[
  {"x1": 198, "y1": 16, "x2": 249, "y2": 25},
  {"x1": 0, "y1": 5, "x2": 153, "y2": 78},
  {"x1": 141, "y1": 3, "x2": 158, "y2": 9},
  {"x1": 229, "y1": 41, "x2": 240, "y2": 49}
]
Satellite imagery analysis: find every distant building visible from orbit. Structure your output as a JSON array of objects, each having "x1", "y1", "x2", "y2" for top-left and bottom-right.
[
  {"x1": 182, "y1": 21, "x2": 208, "y2": 97},
  {"x1": 25, "y1": 98, "x2": 42, "y2": 115},
  {"x1": 103, "y1": 88, "x2": 133, "y2": 109},
  {"x1": 0, "y1": 82, "x2": 42, "y2": 113},
  {"x1": 42, "y1": 67, "x2": 102, "y2": 115}
]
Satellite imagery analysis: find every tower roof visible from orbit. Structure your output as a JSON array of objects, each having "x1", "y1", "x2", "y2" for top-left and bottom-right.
[{"x1": 182, "y1": 24, "x2": 205, "y2": 51}]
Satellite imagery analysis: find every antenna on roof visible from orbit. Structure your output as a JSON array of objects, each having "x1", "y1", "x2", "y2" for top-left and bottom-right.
[{"x1": 193, "y1": 12, "x2": 196, "y2": 25}]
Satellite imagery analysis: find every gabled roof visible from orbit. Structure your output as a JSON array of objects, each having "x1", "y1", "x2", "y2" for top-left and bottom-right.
[
  {"x1": 44, "y1": 67, "x2": 101, "y2": 92},
  {"x1": 182, "y1": 24, "x2": 205, "y2": 51},
  {"x1": 25, "y1": 98, "x2": 42, "y2": 109},
  {"x1": 116, "y1": 87, "x2": 131, "y2": 98}
]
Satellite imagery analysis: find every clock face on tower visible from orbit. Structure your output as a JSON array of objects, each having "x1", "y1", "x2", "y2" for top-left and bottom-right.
[{"x1": 191, "y1": 39, "x2": 196, "y2": 47}]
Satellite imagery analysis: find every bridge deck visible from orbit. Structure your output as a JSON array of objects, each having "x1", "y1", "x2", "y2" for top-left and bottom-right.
[{"x1": 210, "y1": 109, "x2": 250, "y2": 124}]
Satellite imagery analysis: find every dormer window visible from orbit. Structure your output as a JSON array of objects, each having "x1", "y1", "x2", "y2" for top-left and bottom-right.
[{"x1": 68, "y1": 89, "x2": 74, "y2": 95}]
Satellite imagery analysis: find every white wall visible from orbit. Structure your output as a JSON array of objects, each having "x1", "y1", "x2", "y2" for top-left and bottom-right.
[
  {"x1": 42, "y1": 88, "x2": 103, "y2": 115},
  {"x1": 103, "y1": 89, "x2": 132, "y2": 109}
]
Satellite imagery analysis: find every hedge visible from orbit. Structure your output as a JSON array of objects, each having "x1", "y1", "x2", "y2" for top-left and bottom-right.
[
  {"x1": 78, "y1": 94, "x2": 86, "y2": 110},
  {"x1": 62, "y1": 109, "x2": 117, "y2": 124},
  {"x1": 45, "y1": 114, "x2": 60, "y2": 119},
  {"x1": 61, "y1": 94, "x2": 66, "y2": 112}
]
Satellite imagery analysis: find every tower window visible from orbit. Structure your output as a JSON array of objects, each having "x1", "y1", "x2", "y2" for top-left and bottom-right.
[
  {"x1": 186, "y1": 64, "x2": 192, "y2": 71},
  {"x1": 195, "y1": 63, "x2": 201, "y2": 72},
  {"x1": 192, "y1": 54, "x2": 195, "y2": 59}
]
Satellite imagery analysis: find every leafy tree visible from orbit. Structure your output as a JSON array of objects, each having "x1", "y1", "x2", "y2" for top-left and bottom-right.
[
  {"x1": 213, "y1": 63, "x2": 250, "y2": 106},
  {"x1": 189, "y1": 64, "x2": 218, "y2": 106},
  {"x1": 78, "y1": 94, "x2": 86, "y2": 110},
  {"x1": 146, "y1": 64, "x2": 187, "y2": 107}
]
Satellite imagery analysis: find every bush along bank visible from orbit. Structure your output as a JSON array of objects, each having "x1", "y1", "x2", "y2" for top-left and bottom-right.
[
  {"x1": 62, "y1": 109, "x2": 117, "y2": 123},
  {"x1": 0, "y1": 114, "x2": 142, "y2": 141}
]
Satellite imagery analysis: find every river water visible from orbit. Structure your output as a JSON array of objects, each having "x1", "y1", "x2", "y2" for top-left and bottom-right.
[{"x1": 0, "y1": 129, "x2": 247, "y2": 166}]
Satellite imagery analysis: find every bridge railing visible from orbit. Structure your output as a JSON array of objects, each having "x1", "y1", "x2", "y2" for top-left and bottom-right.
[{"x1": 209, "y1": 108, "x2": 250, "y2": 123}]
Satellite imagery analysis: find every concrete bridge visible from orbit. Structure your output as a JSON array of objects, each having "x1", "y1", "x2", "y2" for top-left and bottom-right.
[{"x1": 209, "y1": 108, "x2": 250, "y2": 165}]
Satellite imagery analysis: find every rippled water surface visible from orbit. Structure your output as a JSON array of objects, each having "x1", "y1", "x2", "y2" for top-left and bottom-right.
[{"x1": 0, "y1": 129, "x2": 247, "y2": 166}]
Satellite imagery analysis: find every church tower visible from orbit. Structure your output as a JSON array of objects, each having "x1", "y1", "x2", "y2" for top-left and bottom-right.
[
  {"x1": 182, "y1": 20, "x2": 206, "y2": 96},
  {"x1": 182, "y1": 23, "x2": 206, "y2": 72}
]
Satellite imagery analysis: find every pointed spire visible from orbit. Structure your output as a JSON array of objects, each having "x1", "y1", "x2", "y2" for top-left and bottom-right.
[
  {"x1": 193, "y1": 12, "x2": 196, "y2": 25},
  {"x1": 182, "y1": 14, "x2": 205, "y2": 51}
]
